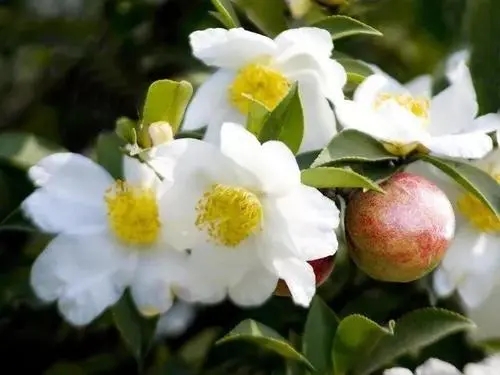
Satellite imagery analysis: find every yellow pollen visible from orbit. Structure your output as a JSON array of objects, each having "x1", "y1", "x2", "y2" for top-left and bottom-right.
[
  {"x1": 105, "y1": 180, "x2": 161, "y2": 246},
  {"x1": 457, "y1": 174, "x2": 500, "y2": 233},
  {"x1": 375, "y1": 93, "x2": 430, "y2": 120},
  {"x1": 195, "y1": 184, "x2": 263, "y2": 247},
  {"x1": 228, "y1": 63, "x2": 290, "y2": 115}
]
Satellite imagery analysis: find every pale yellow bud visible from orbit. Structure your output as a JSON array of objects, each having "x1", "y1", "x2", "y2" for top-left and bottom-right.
[{"x1": 148, "y1": 121, "x2": 174, "y2": 147}]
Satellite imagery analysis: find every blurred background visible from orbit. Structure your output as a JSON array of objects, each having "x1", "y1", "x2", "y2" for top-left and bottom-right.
[{"x1": 0, "y1": 0, "x2": 484, "y2": 374}]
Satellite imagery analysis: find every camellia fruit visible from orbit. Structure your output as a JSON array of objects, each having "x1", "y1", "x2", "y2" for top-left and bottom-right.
[
  {"x1": 274, "y1": 256, "x2": 334, "y2": 297},
  {"x1": 345, "y1": 172, "x2": 455, "y2": 283}
]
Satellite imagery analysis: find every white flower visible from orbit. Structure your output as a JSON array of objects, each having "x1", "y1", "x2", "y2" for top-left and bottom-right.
[
  {"x1": 406, "y1": 151, "x2": 500, "y2": 309},
  {"x1": 22, "y1": 149, "x2": 192, "y2": 326},
  {"x1": 468, "y1": 285, "x2": 500, "y2": 342},
  {"x1": 182, "y1": 27, "x2": 347, "y2": 152},
  {"x1": 384, "y1": 356, "x2": 500, "y2": 375},
  {"x1": 159, "y1": 122, "x2": 340, "y2": 307},
  {"x1": 335, "y1": 68, "x2": 500, "y2": 158}
]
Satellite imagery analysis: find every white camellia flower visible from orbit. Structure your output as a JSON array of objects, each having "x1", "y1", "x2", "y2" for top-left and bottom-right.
[
  {"x1": 406, "y1": 150, "x2": 500, "y2": 309},
  {"x1": 159, "y1": 122, "x2": 340, "y2": 307},
  {"x1": 384, "y1": 356, "x2": 500, "y2": 375},
  {"x1": 182, "y1": 27, "x2": 347, "y2": 152},
  {"x1": 335, "y1": 65, "x2": 500, "y2": 158},
  {"x1": 22, "y1": 149, "x2": 192, "y2": 326}
]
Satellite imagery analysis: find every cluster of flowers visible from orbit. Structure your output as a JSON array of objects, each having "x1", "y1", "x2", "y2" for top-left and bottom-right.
[
  {"x1": 385, "y1": 355, "x2": 500, "y2": 375},
  {"x1": 21, "y1": 26, "x2": 500, "y2": 337}
]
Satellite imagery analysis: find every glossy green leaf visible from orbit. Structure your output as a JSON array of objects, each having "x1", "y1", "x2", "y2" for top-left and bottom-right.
[
  {"x1": 232, "y1": 0, "x2": 287, "y2": 37},
  {"x1": 312, "y1": 15, "x2": 382, "y2": 41},
  {"x1": 354, "y1": 308, "x2": 475, "y2": 375},
  {"x1": 467, "y1": 0, "x2": 500, "y2": 115},
  {"x1": 302, "y1": 297, "x2": 339, "y2": 374},
  {"x1": 210, "y1": 0, "x2": 240, "y2": 28},
  {"x1": 96, "y1": 132, "x2": 124, "y2": 180},
  {"x1": 0, "y1": 132, "x2": 64, "y2": 169},
  {"x1": 420, "y1": 155, "x2": 500, "y2": 217},
  {"x1": 246, "y1": 98, "x2": 271, "y2": 137},
  {"x1": 142, "y1": 79, "x2": 193, "y2": 132},
  {"x1": 333, "y1": 314, "x2": 393, "y2": 375},
  {"x1": 337, "y1": 58, "x2": 375, "y2": 79},
  {"x1": 301, "y1": 167, "x2": 383, "y2": 192},
  {"x1": 312, "y1": 130, "x2": 398, "y2": 167},
  {"x1": 216, "y1": 319, "x2": 314, "y2": 370},
  {"x1": 111, "y1": 292, "x2": 159, "y2": 367},
  {"x1": 259, "y1": 83, "x2": 304, "y2": 154}
]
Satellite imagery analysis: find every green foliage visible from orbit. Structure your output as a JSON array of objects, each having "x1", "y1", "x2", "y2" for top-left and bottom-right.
[
  {"x1": 210, "y1": 0, "x2": 241, "y2": 28},
  {"x1": 312, "y1": 15, "x2": 383, "y2": 40},
  {"x1": 217, "y1": 319, "x2": 314, "y2": 370},
  {"x1": 301, "y1": 166, "x2": 383, "y2": 192},
  {"x1": 95, "y1": 131, "x2": 125, "y2": 180},
  {"x1": 232, "y1": 0, "x2": 288, "y2": 37}
]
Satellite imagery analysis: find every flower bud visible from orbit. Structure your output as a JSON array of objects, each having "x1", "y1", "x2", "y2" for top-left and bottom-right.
[{"x1": 148, "y1": 121, "x2": 174, "y2": 147}]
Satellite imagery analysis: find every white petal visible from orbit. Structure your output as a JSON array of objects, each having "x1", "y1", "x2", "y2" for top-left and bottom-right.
[
  {"x1": 22, "y1": 188, "x2": 107, "y2": 235},
  {"x1": 202, "y1": 103, "x2": 246, "y2": 146},
  {"x1": 123, "y1": 155, "x2": 158, "y2": 188},
  {"x1": 383, "y1": 368, "x2": 414, "y2": 375},
  {"x1": 27, "y1": 152, "x2": 112, "y2": 204},
  {"x1": 271, "y1": 257, "x2": 315, "y2": 307},
  {"x1": 181, "y1": 69, "x2": 236, "y2": 131},
  {"x1": 405, "y1": 74, "x2": 432, "y2": 97},
  {"x1": 469, "y1": 286, "x2": 500, "y2": 341},
  {"x1": 445, "y1": 50, "x2": 470, "y2": 82},
  {"x1": 131, "y1": 248, "x2": 190, "y2": 316},
  {"x1": 31, "y1": 234, "x2": 135, "y2": 326},
  {"x1": 155, "y1": 301, "x2": 196, "y2": 338},
  {"x1": 228, "y1": 266, "x2": 279, "y2": 307},
  {"x1": 416, "y1": 358, "x2": 461, "y2": 375},
  {"x1": 424, "y1": 132, "x2": 493, "y2": 159},
  {"x1": 433, "y1": 267, "x2": 456, "y2": 298},
  {"x1": 274, "y1": 27, "x2": 333, "y2": 58},
  {"x1": 289, "y1": 69, "x2": 337, "y2": 152},
  {"x1": 353, "y1": 74, "x2": 407, "y2": 107},
  {"x1": 471, "y1": 112, "x2": 500, "y2": 133},
  {"x1": 428, "y1": 79, "x2": 478, "y2": 136},
  {"x1": 189, "y1": 28, "x2": 276, "y2": 69}
]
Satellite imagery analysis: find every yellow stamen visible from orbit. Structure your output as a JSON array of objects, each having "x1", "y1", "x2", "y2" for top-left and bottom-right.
[
  {"x1": 195, "y1": 184, "x2": 263, "y2": 247},
  {"x1": 457, "y1": 174, "x2": 500, "y2": 233},
  {"x1": 375, "y1": 93, "x2": 430, "y2": 121},
  {"x1": 228, "y1": 63, "x2": 290, "y2": 115},
  {"x1": 105, "y1": 180, "x2": 161, "y2": 246}
]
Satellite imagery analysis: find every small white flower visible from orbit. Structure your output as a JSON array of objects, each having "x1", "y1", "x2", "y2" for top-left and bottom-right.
[
  {"x1": 22, "y1": 148, "x2": 192, "y2": 326},
  {"x1": 406, "y1": 151, "x2": 500, "y2": 309},
  {"x1": 336, "y1": 68, "x2": 500, "y2": 158},
  {"x1": 182, "y1": 27, "x2": 347, "y2": 152},
  {"x1": 159, "y1": 122, "x2": 340, "y2": 307},
  {"x1": 384, "y1": 356, "x2": 500, "y2": 375}
]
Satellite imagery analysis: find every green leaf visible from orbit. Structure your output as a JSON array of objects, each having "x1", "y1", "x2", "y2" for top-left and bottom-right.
[
  {"x1": 259, "y1": 83, "x2": 304, "y2": 154},
  {"x1": 476, "y1": 338, "x2": 500, "y2": 354},
  {"x1": 302, "y1": 297, "x2": 339, "y2": 374},
  {"x1": 311, "y1": 15, "x2": 382, "y2": 41},
  {"x1": 210, "y1": 0, "x2": 240, "y2": 28},
  {"x1": 312, "y1": 130, "x2": 398, "y2": 167},
  {"x1": 232, "y1": 0, "x2": 288, "y2": 37},
  {"x1": 354, "y1": 308, "x2": 475, "y2": 375},
  {"x1": 0, "y1": 132, "x2": 65, "y2": 169},
  {"x1": 96, "y1": 132, "x2": 124, "y2": 180},
  {"x1": 142, "y1": 79, "x2": 193, "y2": 133},
  {"x1": 467, "y1": 0, "x2": 500, "y2": 115},
  {"x1": 115, "y1": 116, "x2": 137, "y2": 144},
  {"x1": 301, "y1": 167, "x2": 383, "y2": 192},
  {"x1": 0, "y1": 207, "x2": 37, "y2": 233},
  {"x1": 337, "y1": 58, "x2": 375, "y2": 79},
  {"x1": 246, "y1": 98, "x2": 271, "y2": 137},
  {"x1": 111, "y1": 292, "x2": 159, "y2": 367},
  {"x1": 420, "y1": 155, "x2": 500, "y2": 217},
  {"x1": 217, "y1": 319, "x2": 314, "y2": 370},
  {"x1": 332, "y1": 314, "x2": 393, "y2": 375}
]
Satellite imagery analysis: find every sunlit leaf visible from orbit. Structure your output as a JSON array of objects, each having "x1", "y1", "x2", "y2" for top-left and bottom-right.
[
  {"x1": 301, "y1": 167, "x2": 383, "y2": 192},
  {"x1": 312, "y1": 15, "x2": 382, "y2": 40},
  {"x1": 210, "y1": 0, "x2": 240, "y2": 28}
]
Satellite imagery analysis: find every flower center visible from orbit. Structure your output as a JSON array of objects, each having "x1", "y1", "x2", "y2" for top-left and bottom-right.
[
  {"x1": 228, "y1": 63, "x2": 290, "y2": 115},
  {"x1": 105, "y1": 180, "x2": 161, "y2": 246},
  {"x1": 195, "y1": 184, "x2": 263, "y2": 247},
  {"x1": 456, "y1": 174, "x2": 500, "y2": 233},
  {"x1": 375, "y1": 93, "x2": 430, "y2": 120}
]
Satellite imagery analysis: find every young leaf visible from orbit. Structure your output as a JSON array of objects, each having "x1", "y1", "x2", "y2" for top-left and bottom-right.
[
  {"x1": 354, "y1": 308, "x2": 475, "y2": 375},
  {"x1": 216, "y1": 319, "x2": 314, "y2": 370},
  {"x1": 232, "y1": 0, "x2": 288, "y2": 38},
  {"x1": 96, "y1": 132, "x2": 124, "y2": 180},
  {"x1": 0, "y1": 132, "x2": 64, "y2": 170},
  {"x1": 301, "y1": 167, "x2": 383, "y2": 192},
  {"x1": 337, "y1": 58, "x2": 374, "y2": 79},
  {"x1": 312, "y1": 130, "x2": 398, "y2": 167},
  {"x1": 332, "y1": 314, "x2": 393, "y2": 375},
  {"x1": 259, "y1": 83, "x2": 304, "y2": 154},
  {"x1": 420, "y1": 155, "x2": 500, "y2": 217},
  {"x1": 142, "y1": 79, "x2": 193, "y2": 133},
  {"x1": 210, "y1": 0, "x2": 240, "y2": 28},
  {"x1": 302, "y1": 297, "x2": 339, "y2": 374},
  {"x1": 112, "y1": 292, "x2": 159, "y2": 368},
  {"x1": 311, "y1": 15, "x2": 382, "y2": 41},
  {"x1": 246, "y1": 97, "x2": 271, "y2": 137}
]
